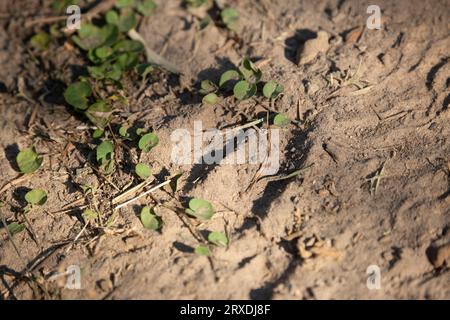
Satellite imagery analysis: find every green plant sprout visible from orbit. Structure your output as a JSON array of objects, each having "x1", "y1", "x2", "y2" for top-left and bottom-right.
[
  {"x1": 199, "y1": 58, "x2": 283, "y2": 102},
  {"x1": 7, "y1": 222, "x2": 25, "y2": 236},
  {"x1": 16, "y1": 147, "x2": 43, "y2": 174},
  {"x1": 220, "y1": 7, "x2": 239, "y2": 31},
  {"x1": 138, "y1": 132, "x2": 159, "y2": 152},
  {"x1": 135, "y1": 163, "x2": 152, "y2": 179},
  {"x1": 64, "y1": 0, "x2": 157, "y2": 128},
  {"x1": 140, "y1": 206, "x2": 162, "y2": 230},
  {"x1": 194, "y1": 245, "x2": 211, "y2": 256},
  {"x1": 185, "y1": 198, "x2": 215, "y2": 220},
  {"x1": 96, "y1": 140, "x2": 115, "y2": 174},
  {"x1": 25, "y1": 189, "x2": 48, "y2": 207},
  {"x1": 207, "y1": 231, "x2": 228, "y2": 247},
  {"x1": 273, "y1": 113, "x2": 290, "y2": 127}
]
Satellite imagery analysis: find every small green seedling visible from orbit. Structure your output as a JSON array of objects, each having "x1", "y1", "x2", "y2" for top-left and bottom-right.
[
  {"x1": 85, "y1": 101, "x2": 112, "y2": 129},
  {"x1": 96, "y1": 140, "x2": 115, "y2": 174},
  {"x1": 92, "y1": 128, "x2": 104, "y2": 139},
  {"x1": 64, "y1": 81, "x2": 92, "y2": 110},
  {"x1": 200, "y1": 80, "x2": 219, "y2": 104},
  {"x1": 219, "y1": 70, "x2": 240, "y2": 88},
  {"x1": 207, "y1": 231, "x2": 228, "y2": 247},
  {"x1": 202, "y1": 93, "x2": 218, "y2": 104},
  {"x1": 185, "y1": 198, "x2": 215, "y2": 220},
  {"x1": 233, "y1": 80, "x2": 257, "y2": 100},
  {"x1": 263, "y1": 81, "x2": 284, "y2": 99},
  {"x1": 138, "y1": 132, "x2": 159, "y2": 153},
  {"x1": 135, "y1": 163, "x2": 152, "y2": 179},
  {"x1": 30, "y1": 32, "x2": 51, "y2": 51},
  {"x1": 136, "y1": 0, "x2": 157, "y2": 16},
  {"x1": 16, "y1": 147, "x2": 43, "y2": 174},
  {"x1": 82, "y1": 209, "x2": 98, "y2": 222},
  {"x1": 273, "y1": 113, "x2": 290, "y2": 127},
  {"x1": 194, "y1": 245, "x2": 211, "y2": 256},
  {"x1": 220, "y1": 7, "x2": 239, "y2": 31},
  {"x1": 140, "y1": 206, "x2": 162, "y2": 230},
  {"x1": 25, "y1": 189, "x2": 47, "y2": 206},
  {"x1": 7, "y1": 222, "x2": 25, "y2": 236}
]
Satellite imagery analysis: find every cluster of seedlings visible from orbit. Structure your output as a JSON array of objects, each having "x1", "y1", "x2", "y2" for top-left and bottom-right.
[{"x1": 2, "y1": 0, "x2": 293, "y2": 264}]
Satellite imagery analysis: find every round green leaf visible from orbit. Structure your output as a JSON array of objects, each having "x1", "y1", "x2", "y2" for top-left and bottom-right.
[
  {"x1": 16, "y1": 147, "x2": 43, "y2": 174},
  {"x1": 221, "y1": 7, "x2": 239, "y2": 31},
  {"x1": 96, "y1": 140, "x2": 114, "y2": 162},
  {"x1": 273, "y1": 113, "x2": 290, "y2": 127},
  {"x1": 137, "y1": 0, "x2": 157, "y2": 16},
  {"x1": 7, "y1": 222, "x2": 25, "y2": 236},
  {"x1": 85, "y1": 101, "x2": 112, "y2": 129},
  {"x1": 138, "y1": 133, "x2": 159, "y2": 153},
  {"x1": 25, "y1": 189, "x2": 47, "y2": 206},
  {"x1": 135, "y1": 163, "x2": 152, "y2": 179},
  {"x1": 263, "y1": 81, "x2": 284, "y2": 99},
  {"x1": 185, "y1": 198, "x2": 215, "y2": 220},
  {"x1": 202, "y1": 93, "x2": 218, "y2": 104},
  {"x1": 64, "y1": 81, "x2": 92, "y2": 110},
  {"x1": 194, "y1": 245, "x2": 211, "y2": 256},
  {"x1": 199, "y1": 80, "x2": 217, "y2": 95},
  {"x1": 140, "y1": 206, "x2": 162, "y2": 230},
  {"x1": 219, "y1": 70, "x2": 240, "y2": 87},
  {"x1": 208, "y1": 231, "x2": 228, "y2": 247},
  {"x1": 233, "y1": 80, "x2": 256, "y2": 100},
  {"x1": 105, "y1": 10, "x2": 119, "y2": 24},
  {"x1": 92, "y1": 128, "x2": 104, "y2": 139}
]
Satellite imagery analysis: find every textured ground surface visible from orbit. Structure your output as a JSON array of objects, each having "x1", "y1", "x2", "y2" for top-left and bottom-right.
[{"x1": 0, "y1": 0, "x2": 449, "y2": 299}]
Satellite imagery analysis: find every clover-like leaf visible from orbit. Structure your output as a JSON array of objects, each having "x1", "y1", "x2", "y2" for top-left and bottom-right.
[
  {"x1": 233, "y1": 80, "x2": 256, "y2": 100},
  {"x1": 140, "y1": 206, "x2": 162, "y2": 230},
  {"x1": 106, "y1": 10, "x2": 120, "y2": 24},
  {"x1": 138, "y1": 133, "x2": 159, "y2": 153},
  {"x1": 137, "y1": 0, "x2": 157, "y2": 16},
  {"x1": 30, "y1": 32, "x2": 51, "y2": 51},
  {"x1": 185, "y1": 198, "x2": 215, "y2": 220},
  {"x1": 219, "y1": 70, "x2": 240, "y2": 87},
  {"x1": 73, "y1": 23, "x2": 118, "y2": 50},
  {"x1": 82, "y1": 209, "x2": 98, "y2": 222},
  {"x1": 7, "y1": 222, "x2": 25, "y2": 236},
  {"x1": 273, "y1": 113, "x2": 290, "y2": 127},
  {"x1": 25, "y1": 189, "x2": 47, "y2": 206},
  {"x1": 85, "y1": 101, "x2": 112, "y2": 129},
  {"x1": 220, "y1": 7, "x2": 239, "y2": 31},
  {"x1": 199, "y1": 80, "x2": 217, "y2": 95},
  {"x1": 194, "y1": 245, "x2": 211, "y2": 256},
  {"x1": 96, "y1": 140, "x2": 114, "y2": 163},
  {"x1": 135, "y1": 163, "x2": 152, "y2": 179},
  {"x1": 64, "y1": 81, "x2": 92, "y2": 110},
  {"x1": 263, "y1": 81, "x2": 284, "y2": 99},
  {"x1": 16, "y1": 147, "x2": 43, "y2": 174},
  {"x1": 208, "y1": 231, "x2": 228, "y2": 247},
  {"x1": 202, "y1": 93, "x2": 218, "y2": 104},
  {"x1": 117, "y1": 9, "x2": 138, "y2": 32},
  {"x1": 96, "y1": 141, "x2": 115, "y2": 174},
  {"x1": 92, "y1": 128, "x2": 104, "y2": 139},
  {"x1": 239, "y1": 57, "x2": 262, "y2": 83}
]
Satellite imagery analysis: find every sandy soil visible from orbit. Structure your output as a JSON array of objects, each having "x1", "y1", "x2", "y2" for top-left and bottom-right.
[{"x1": 0, "y1": 0, "x2": 449, "y2": 299}]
